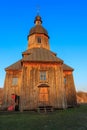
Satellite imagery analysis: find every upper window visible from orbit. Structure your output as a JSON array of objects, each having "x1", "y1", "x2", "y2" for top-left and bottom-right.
[
  {"x1": 12, "y1": 77, "x2": 18, "y2": 86},
  {"x1": 40, "y1": 71, "x2": 46, "y2": 81},
  {"x1": 37, "y1": 37, "x2": 41, "y2": 43}
]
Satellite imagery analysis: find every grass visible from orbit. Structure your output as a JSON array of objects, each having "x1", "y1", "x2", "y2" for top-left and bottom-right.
[{"x1": 0, "y1": 105, "x2": 87, "y2": 130}]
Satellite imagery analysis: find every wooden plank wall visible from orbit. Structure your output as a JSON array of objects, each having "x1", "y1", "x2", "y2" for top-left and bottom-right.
[
  {"x1": 20, "y1": 63, "x2": 67, "y2": 111},
  {"x1": 65, "y1": 73, "x2": 77, "y2": 107},
  {"x1": 3, "y1": 63, "x2": 77, "y2": 111}
]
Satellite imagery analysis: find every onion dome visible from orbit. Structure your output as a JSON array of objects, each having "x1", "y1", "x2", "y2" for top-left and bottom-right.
[
  {"x1": 28, "y1": 15, "x2": 49, "y2": 38},
  {"x1": 34, "y1": 15, "x2": 42, "y2": 24}
]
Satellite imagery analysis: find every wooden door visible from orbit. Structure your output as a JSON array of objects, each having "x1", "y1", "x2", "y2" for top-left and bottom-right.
[{"x1": 38, "y1": 87, "x2": 49, "y2": 106}]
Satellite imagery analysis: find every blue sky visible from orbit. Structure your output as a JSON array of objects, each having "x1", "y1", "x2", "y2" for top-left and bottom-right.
[{"x1": 0, "y1": 0, "x2": 87, "y2": 92}]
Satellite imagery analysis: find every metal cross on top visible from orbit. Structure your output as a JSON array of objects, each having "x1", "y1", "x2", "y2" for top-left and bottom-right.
[{"x1": 36, "y1": 5, "x2": 40, "y2": 15}]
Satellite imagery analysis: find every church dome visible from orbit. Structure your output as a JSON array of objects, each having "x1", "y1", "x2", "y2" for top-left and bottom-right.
[
  {"x1": 29, "y1": 25, "x2": 48, "y2": 36},
  {"x1": 28, "y1": 15, "x2": 49, "y2": 37}
]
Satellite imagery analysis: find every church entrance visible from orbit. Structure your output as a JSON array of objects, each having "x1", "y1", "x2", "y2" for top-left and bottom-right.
[
  {"x1": 38, "y1": 84, "x2": 49, "y2": 107},
  {"x1": 8, "y1": 94, "x2": 20, "y2": 111},
  {"x1": 15, "y1": 95, "x2": 20, "y2": 111}
]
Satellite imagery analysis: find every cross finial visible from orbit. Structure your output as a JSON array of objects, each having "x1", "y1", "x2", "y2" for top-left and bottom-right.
[{"x1": 37, "y1": 5, "x2": 40, "y2": 15}]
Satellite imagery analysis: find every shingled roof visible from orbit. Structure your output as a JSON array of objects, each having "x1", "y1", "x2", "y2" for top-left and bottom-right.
[
  {"x1": 5, "y1": 49, "x2": 73, "y2": 71},
  {"x1": 63, "y1": 64, "x2": 74, "y2": 71},
  {"x1": 22, "y1": 48, "x2": 63, "y2": 63},
  {"x1": 29, "y1": 25, "x2": 49, "y2": 37},
  {"x1": 28, "y1": 15, "x2": 49, "y2": 38},
  {"x1": 5, "y1": 60, "x2": 22, "y2": 71}
]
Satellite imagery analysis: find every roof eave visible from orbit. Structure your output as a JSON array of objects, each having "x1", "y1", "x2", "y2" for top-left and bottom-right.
[
  {"x1": 28, "y1": 33, "x2": 49, "y2": 39},
  {"x1": 22, "y1": 60, "x2": 63, "y2": 64}
]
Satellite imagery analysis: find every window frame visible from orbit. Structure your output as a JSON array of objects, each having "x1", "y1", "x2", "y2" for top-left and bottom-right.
[
  {"x1": 40, "y1": 71, "x2": 47, "y2": 81},
  {"x1": 37, "y1": 37, "x2": 41, "y2": 43},
  {"x1": 12, "y1": 77, "x2": 18, "y2": 86}
]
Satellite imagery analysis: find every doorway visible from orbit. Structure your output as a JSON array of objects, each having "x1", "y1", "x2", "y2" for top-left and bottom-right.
[{"x1": 38, "y1": 85, "x2": 49, "y2": 106}]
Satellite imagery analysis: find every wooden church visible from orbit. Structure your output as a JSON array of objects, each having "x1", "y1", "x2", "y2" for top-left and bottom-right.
[{"x1": 3, "y1": 15, "x2": 77, "y2": 111}]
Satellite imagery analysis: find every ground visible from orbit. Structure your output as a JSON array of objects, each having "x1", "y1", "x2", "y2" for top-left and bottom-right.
[{"x1": 0, "y1": 104, "x2": 87, "y2": 130}]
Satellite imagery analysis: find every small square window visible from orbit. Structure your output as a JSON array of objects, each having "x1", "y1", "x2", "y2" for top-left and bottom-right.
[{"x1": 12, "y1": 77, "x2": 18, "y2": 86}]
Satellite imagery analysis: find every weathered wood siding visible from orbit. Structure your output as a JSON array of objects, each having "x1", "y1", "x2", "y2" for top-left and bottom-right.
[
  {"x1": 3, "y1": 71, "x2": 21, "y2": 107},
  {"x1": 65, "y1": 73, "x2": 77, "y2": 107},
  {"x1": 28, "y1": 34, "x2": 50, "y2": 50},
  {"x1": 3, "y1": 63, "x2": 77, "y2": 111},
  {"x1": 20, "y1": 63, "x2": 67, "y2": 111}
]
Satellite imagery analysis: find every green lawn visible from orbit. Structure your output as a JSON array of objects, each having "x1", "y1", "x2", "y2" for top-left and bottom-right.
[{"x1": 0, "y1": 105, "x2": 87, "y2": 130}]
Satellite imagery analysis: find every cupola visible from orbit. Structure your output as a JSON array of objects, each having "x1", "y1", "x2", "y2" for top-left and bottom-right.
[{"x1": 27, "y1": 15, "x2": 50, "y2": 50}]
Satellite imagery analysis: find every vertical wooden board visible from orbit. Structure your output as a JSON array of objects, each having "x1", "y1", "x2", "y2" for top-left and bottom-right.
[
  {"x1": 55, "y1": 66, "x2": 67, "y2": 108},
  {"x1": 65, "y1": 74, "x2": 77, "y2": 106},
  {"x1": 49, "y1": 67, "x2": 56, "y2": 106}
]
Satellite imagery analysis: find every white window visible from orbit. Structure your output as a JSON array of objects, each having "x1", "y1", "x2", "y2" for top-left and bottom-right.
[
  {"x1": 40, "y1": 71, "x2": 46, "y2": 81},
  {"x1": 12, "y1": 77, "x2": 18, "y2": 86}
]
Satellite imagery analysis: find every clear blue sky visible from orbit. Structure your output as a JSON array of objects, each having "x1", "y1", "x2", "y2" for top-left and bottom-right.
[{"x1": 0, "y1": 0, "x2": 87, "y2": 92}]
